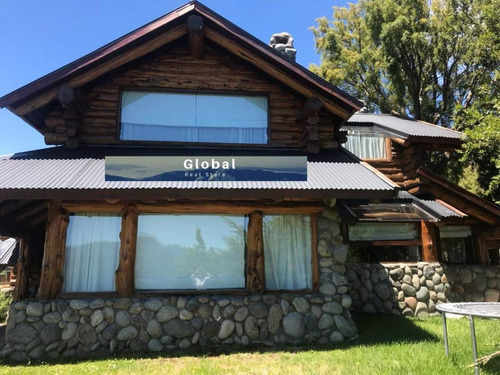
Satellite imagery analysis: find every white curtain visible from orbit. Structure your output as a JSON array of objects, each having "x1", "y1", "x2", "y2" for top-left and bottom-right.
[
  {"x1": 345, "y1": 131, "x2": 388, "y2": 159},
  {"x1": 349, "y1": 223, "x2": 418, "y2": 241},
  {"x1": 121, "y1": 91, "x2": 268, "y2": 144},
  {"x1": 135, "y1": 214, "x2": 246, "y2": 290},
  {"x1": 263, "y1": 215, "x2": 312, "y2": 290},
  {"x1": 63, "y1": 213, "x2": 121, "y2": 292}
]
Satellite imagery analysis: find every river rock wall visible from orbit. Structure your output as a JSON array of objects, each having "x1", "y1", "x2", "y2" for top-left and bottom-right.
[{"x1": 346, "y1": 262, "x2": 500, "y2": 317}]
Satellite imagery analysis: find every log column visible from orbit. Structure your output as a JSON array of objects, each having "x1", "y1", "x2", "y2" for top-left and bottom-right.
[
  {"x1": 116, "y1": 204, "x2": 138, "y2": 296},
  {"x1": 247, "y1": 211, "x2": 264, "y2": 293},
  {"x1": 13, "y1": 237, "x2": 30, "y2": 302},
  {"x1": 37, "y1": 201, "x2": 69, "y2": 300},
  {"x1": 421, "y1": 221, "x2": 439, "y2": 262}
]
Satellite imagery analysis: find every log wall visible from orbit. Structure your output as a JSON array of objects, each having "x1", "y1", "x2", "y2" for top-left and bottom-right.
[{"x1": 44, "y1": 45, "x2": 341, "y2": 149}]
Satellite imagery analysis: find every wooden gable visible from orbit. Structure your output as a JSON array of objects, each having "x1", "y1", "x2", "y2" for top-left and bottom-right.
[{"x1": 43, "y1": 42, "x2": 344, "y2": 150}]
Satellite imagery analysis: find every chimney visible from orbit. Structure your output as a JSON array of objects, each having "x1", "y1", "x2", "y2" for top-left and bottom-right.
[{"x1": 270, "y1": 32, "x2": 296, "y2": 61}]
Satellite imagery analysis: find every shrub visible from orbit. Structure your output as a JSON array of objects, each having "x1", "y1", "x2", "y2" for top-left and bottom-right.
[{"x1": 0, "y1": 290, "x2": 13, "y2": 324}]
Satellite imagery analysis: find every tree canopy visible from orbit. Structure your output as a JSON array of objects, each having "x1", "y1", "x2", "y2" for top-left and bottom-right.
[{"x1": 311, "y1": 0, "x2": 499, "y2": 202}]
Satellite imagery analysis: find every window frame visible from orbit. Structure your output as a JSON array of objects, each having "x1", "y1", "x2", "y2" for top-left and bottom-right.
[
  {"x1": 347, "y1": 221, "x2": 422, "y2": 263},
  {"x1": 116, "y1": 87, "x2": 272, "y2": 147},
  {"x1": 58, "y1": 201, "x2": 320, "y2": 298},
  {"x1": 344, "y1": 129, "x2": 393, "y2": 162}
]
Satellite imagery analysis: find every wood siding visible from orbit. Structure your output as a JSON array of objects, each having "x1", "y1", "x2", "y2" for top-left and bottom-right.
[
  {"x1": 367, "y1": 141, "x2": 426, "y2": 194},
  {"x1": 44, "y1": 44, "x2": 341, "y2": 149}
]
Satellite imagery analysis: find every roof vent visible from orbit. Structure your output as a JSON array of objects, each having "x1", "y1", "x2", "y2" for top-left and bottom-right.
[{"x1": 270, "y1": 32, "x2": 296, "y2": 61}]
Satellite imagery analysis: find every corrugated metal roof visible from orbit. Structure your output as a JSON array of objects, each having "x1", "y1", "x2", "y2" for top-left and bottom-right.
[
  {"x1": 339, "y1": 190, "x2": 465, "y2": 222},
  {"x1": 345, "y1": 113, "x2": 464, "y2": 140},
  {"x1": 0, "y1": 146, "x2": 394, "y2": 192},
  {"x1": 0, "y1": 238, "x2": 18, "y2": 266},
  {"x1": 397, "y1": 190, "x2": 464, "y2": 218}
]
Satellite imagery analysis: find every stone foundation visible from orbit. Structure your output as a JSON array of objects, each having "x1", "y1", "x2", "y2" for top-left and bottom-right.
[
  {"x1": 1, "y1": 294, "x2": 358, "y2": 362},
  {"x1": 346, "y1": 262, "x2": 500, "y2": 317},
  {"x1": 0, "y1": 203, "x2": 359, "y2": 362}
]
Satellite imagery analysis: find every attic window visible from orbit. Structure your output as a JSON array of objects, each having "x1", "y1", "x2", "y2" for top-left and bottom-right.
[
  {"x1": 120, "y1": 91, "x2": 268, "y2": 144},
  {"x1": 344, "y1": 129, "x2": 390, "y2": 159}
]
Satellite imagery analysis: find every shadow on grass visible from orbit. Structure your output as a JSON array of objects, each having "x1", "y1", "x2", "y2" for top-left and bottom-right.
[{"x1": 1, "y1": 313, "x2": 439, "y2": 368}]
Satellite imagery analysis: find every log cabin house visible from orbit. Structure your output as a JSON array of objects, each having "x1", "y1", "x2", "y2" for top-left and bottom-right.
[{"x1": 0, "y1": 1, "x2": 498, "y2": 361}]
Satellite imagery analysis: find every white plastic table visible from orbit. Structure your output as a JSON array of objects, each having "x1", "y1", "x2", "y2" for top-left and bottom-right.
[{"x1": 436, "y1": 302, "x2": 500, "y2": 375}]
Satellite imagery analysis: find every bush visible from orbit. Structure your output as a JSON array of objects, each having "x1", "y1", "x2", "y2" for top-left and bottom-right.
[{"x1": 0, "y1": 290, "x2": 13, "y2": 324}]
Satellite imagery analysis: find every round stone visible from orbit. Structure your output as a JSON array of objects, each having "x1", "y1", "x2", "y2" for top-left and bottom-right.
[
  {"x1": 333, "y1": 244, "x2": 348, "y2": 264},
  {"x1": 485, "y1": 288, "x2": 500, "y2": 302},
  {"x1": 415, "y1": 302, "x2": 429, "y2": 317},
  {"x1": 113, "y1": 298, "x2": 132, "y2": 310},
  {"x1": 146, "y1": 319, "x2": 163, "y2": 338},
  {"x1": 76, "y1": 324, "x2": 97, "y2": 345},
  {"x1": 319, "y1": 283, "x2": 336, "y2": 296},
  {"x1": 179, "y1": 309, "x2": 193, "y2": 321},
  {"x1": 43, "y1": 312, "x2": 61, "y2": 324},
  {"x1": 318, "y1": 314, "x2": 334, "y2": 330},
  {"x1": 401, "y1": 284, "x2": 416, "y2": 296},
  {"x1": 218, "y1": 320, "x2": 235, "y2": 340},
  {"x1": 459, "y1": 268, "x2": 473, "y2": 283},
  {"x1": 475, "y1": 274, "x2": 487, "y2": 291},
  {"x1": 322, "y1": 302, "x2": 342, "y2": 314},
  {"x1": 145, "y1": 299, "x2": 162, "y2": 312},
  {"x1": 330, "y1": 330, "x2": 344, "y2": 343},
  {"x1": 374, "y1": 284, "x2": 391, "y2": 300},
  {"x1": 234, "y1": 307, "x2": 249, "y2": 322},
  {"x1": 333, "y1": 315, "x2": 355, "y2": 338},
  {"x1": 267, "y1": 304, "x2": 283, "y2": 334},
  {"x1": 341, "y1": 295, "x2": 352, "y2": 309},
  {"x1": 416, "y1": 287, "x2": 429, "y2": 301},
  {"x1": 102, "y1": 325, "x2": 119, "y2": 343},
  {"x1": 292, "y1": 297, "x2": 309, "y2": 314},
  {"x1": 223, "y1": 305, "x2": 236, "y2": 318},
  {"x1": 317, "y1": 239, "x2": 333, "y2": 257},
  {"x1": 157, "y1": 306, "x2": 178, "y2": 323},
  {"x1": 249, "y1": 302, "x2": 268, "y2": 318},
  {"x1": 9, "y1": 324, "x2": 37, "y2": 344},
  {"x1": 283, "y1": 312, "x2": 305, "y2": 339},
  {"x1": 405, "y1": 297, "x2": 417, "y2": 310},
  {"x1": 147, "y1": 338, "x2": 163, "y2": 352},
  {"x1": 70, "y1": 300, "x2": 89, "y2": 310},
  {"x1": 117, "y1": 326, "x2": 138, "y2": 341},
  {"x1": 90, "y1": 310, "x2": 104, "y2": 327},
  {"x1": 61, "y1": 322, "x2": 78, "y2": 340},
  {"x1": 197, "y1": 304, "x2": 211, "y2": 318},
  {"x1": 244, "y1": 316, "x2": 259, "y2": 339},
  {"x1": 331, "y1": 272, "x2": 348, "y2": 286},
  {"x1": 202, "y1": 320, "x2": 220, "y2": 338},
  {"x1": 89, "y1": 299, "x2": 105, "y2": 309},
  {"x1": 164, "y1": 319, "x2": 194, "y2": 339},
  {"x1": 26, "y1": 302, "x2": 44, "y2": 317},
  {"x1": 116, "y1": 311, "x2": 131, "y2": 327}
]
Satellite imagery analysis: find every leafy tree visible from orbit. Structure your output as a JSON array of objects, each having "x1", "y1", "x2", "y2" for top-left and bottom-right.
[{"x1": 311, "y1": 0, "x2": 499, "y2": 199}]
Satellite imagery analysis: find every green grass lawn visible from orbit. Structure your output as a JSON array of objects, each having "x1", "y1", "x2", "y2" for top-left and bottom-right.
[{"x1": 1, "y1": 313, "x2": 499, "y2": 375}]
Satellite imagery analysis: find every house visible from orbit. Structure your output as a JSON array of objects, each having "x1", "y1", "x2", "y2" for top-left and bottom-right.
[{"x1": 0, "y1": 1, "x2": 498, "y2": 361}]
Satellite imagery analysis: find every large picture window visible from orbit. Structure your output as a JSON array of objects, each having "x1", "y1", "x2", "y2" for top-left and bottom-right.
[
  {"x1": 135, "y1": 214, "x2": 247, "y2": 290},
  {"x1": 63, "y1": 213, "x2": 121, "y2": 293},
  {"x1": 263, "y1": 215, "x2": 312, "y2": 290},
  {"x1": 120, "y1": 91, "x2": 268, "y2": 144}
]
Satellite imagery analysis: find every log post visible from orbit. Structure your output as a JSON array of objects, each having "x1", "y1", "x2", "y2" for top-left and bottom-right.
[
  {"x1": 246, "y1": 211, "x2": 264, "y2": 293},
  {"x1": 13, "y1": 237, "x2": 30, "y2": 302},
  {"x1": 116, "y1": 204, "x2": 138, "y2": 296},
  {"x1": 421, "y1": 221, "x2": 439, "y2": 262},
  {"x1": 302, "y1": 97, "x2": 323, "y2": 153},
  {"x1": 37, "y1": 201, "x2": 69, "y2": 300},
  {"x1": 187, "y1": 15, "x2": 205, "y2": 58}
]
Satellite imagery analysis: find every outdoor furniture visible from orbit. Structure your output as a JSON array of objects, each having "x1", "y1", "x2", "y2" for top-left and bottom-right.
[{"x1": 436, "y1": 302, "x2": 500, "y2": 375}]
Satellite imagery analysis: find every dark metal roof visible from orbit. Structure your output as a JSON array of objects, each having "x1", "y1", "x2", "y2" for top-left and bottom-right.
[
  {"x1": 0, "y1": 1, "x2": 361, "y2": 119},
  {"x1": 0, "y1": 146, "x2": 396, "y2": 198},
  {"x1": 345, "y1": 113, "x2": 464, "y2": 141}
]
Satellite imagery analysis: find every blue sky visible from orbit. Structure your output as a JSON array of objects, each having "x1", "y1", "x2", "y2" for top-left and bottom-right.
[{"x1": 0, "y1": 0, "x2": 346, "y2": 155}]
